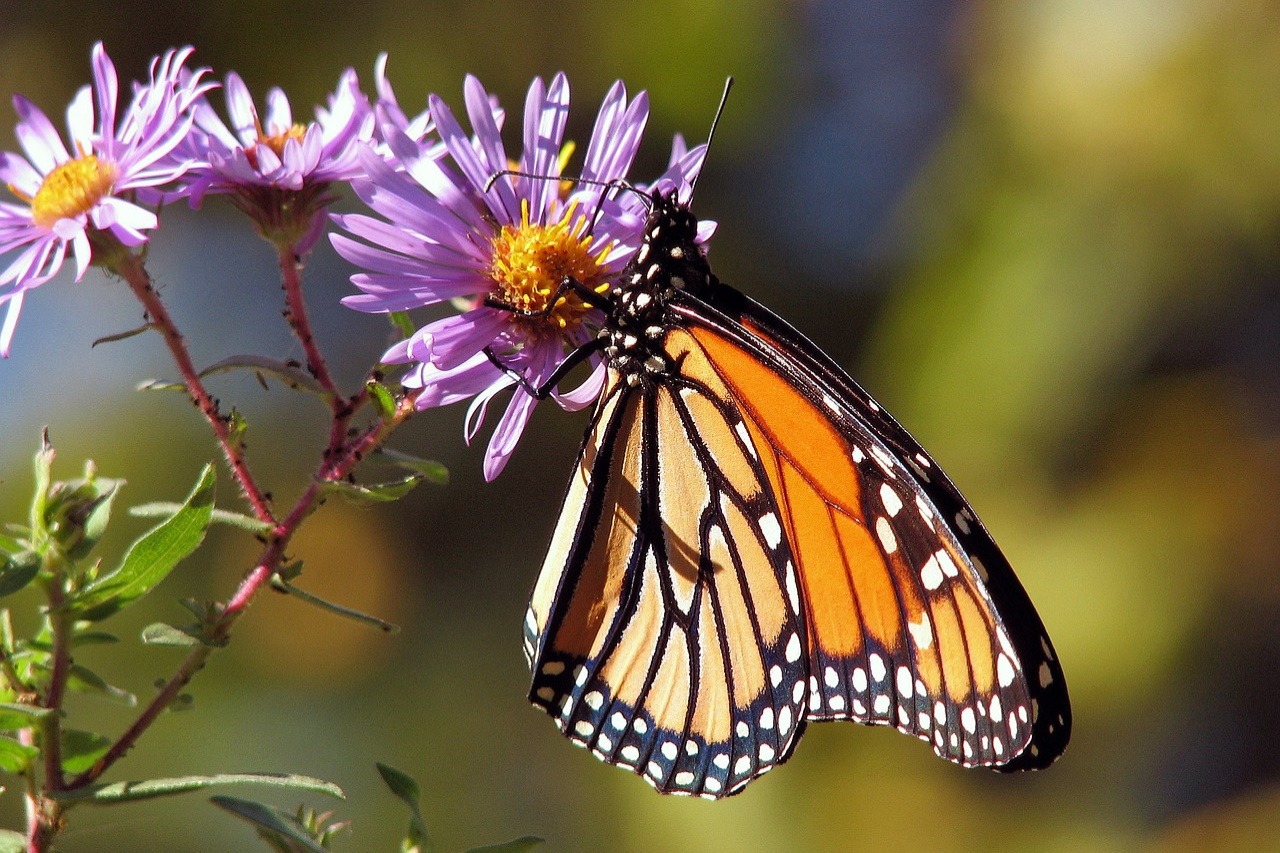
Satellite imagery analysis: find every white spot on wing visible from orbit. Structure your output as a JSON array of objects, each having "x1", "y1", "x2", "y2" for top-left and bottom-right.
[
  {"x1": 880, "y1": 483, "x2": 903, "y2": 517},
  {"x1": 997, "y1": 654, "x2": 1016, "y2": 688},
  {"x1": 785, "y1": 632, "x2": 801, "y2": 663},
  {"x1": 920, "y1": 553, "x2": 944, "y2": 590},
  {"x1": 908, "y1": 613, "x2": 934, "y2": 649},
  {"x1": 870, "y1": 654, "x2": 887, "y2": 682},
  {"x1": 759, "y1": 512, "x2": 782, "y2": 549},
  {"x1": 875, "y1": 516, "x2": 898, "y2": 554},
  {"x1": 735, "y1": 421, "x2": 757, "y2": 458}
]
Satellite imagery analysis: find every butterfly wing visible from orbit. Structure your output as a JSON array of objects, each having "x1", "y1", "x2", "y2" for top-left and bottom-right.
[
  {"x1": 678, "y1": 284, "x2": 1071, "y2": 770},
  {"x1": 526, "y1": 341, "x2": 813, "y2": 798}
]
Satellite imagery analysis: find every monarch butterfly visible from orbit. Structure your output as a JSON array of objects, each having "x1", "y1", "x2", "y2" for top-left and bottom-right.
[{"x1": 510, "y1": 124, "x2": 1069, "y2": 801}]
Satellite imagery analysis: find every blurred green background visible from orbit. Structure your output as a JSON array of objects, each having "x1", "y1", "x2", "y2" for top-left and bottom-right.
[{"x1": 2, "y1": 0, "x2": 1279, "y2": 850}]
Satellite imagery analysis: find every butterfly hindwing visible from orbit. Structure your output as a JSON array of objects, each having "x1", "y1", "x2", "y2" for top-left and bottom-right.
[{"x1": 527, "y1": 350, "x2": 809, "y2": 798}]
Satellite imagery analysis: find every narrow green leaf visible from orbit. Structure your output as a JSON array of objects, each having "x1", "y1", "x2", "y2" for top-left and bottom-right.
[
  {"x1": 66, "y1": 477, "x2": 123, "y2": 560},
  {"x1": 31, "y1": 432, "x2": 55, "y2": 538},
  {"x1": 25, "y1": 632, "x2": 119, "y2": 653},
  {"x1": 0, "y1": 534, "x2": 26, "y2": 558},
  {"x1": 367, "y1": 380, "x2": 397, "y2": 419},
  {"x1": 465, "y1": 837, "x2": 544, "y2": 853},
  {"x1": 0, "y1": 556, "x2": 39, "y2": 599},
  {"x1": 136, "y1": 379, "x2": 188, "y2": 393},
  {"x1": 271, "y1": 577, "x2": 399, "y2": 634},
  {"x1": 210, "y1": 796, "x2": 330, "y2": 853},
  {"x1": 0, "y1": 736, "x2": 37, "y2": 773},
  {"x1": 140, "y1": 622, "x2": 205, "y2": 647},
  {"x1": 70, "y1": 631, "x2": 119, "y2": 647},
  {"x1": 0, "y1": 703, "x2": 57, "y2": 726},
  {"x1": 319, "y1": 474, "x2": 424, "y2": 506},
  {"x1": 67, "y1": 665, "x2": 136, "y2": 706},
  {"x1": 60, "y1": 729, "x2": 112, "y2": 775},
  {"x1": 70, "y1": 465, "x2": 215, "y2": 621},
  {"x1": 376, "y1": 763, "x2": 429, "y2": 849},
  {"x1": 130, "y1": 503, "x2": 273, "y2": 534},
  {"x1": 200, "y1": 354, "x2": 330, "y2": 397},
  {"x1": 387, "y1": 311, "x2": 415, "y2": 339},
  {"x1": 0, "y1": 829, "x2": 25, "y2": 853},
  {"x1": 92, "y1": 322, "x2": 156, "y2": 347},
  {"x1": 50, "y1": 772, "x2": 343, "y2": 804},
  {"x1": 377, "y1": 448, "x2": 449, "y2": 485}
]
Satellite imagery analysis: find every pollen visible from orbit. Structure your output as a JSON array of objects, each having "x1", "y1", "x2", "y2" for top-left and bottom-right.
[
  {"x1": 489, "y1": 200, "x2": 611, "y2": 334},
  {"x1": 247, "y1": 123, "x2": 308, "y2": 168},
  {"x1": 29, "y1": 154, "x2": 118, "y2": 228}
]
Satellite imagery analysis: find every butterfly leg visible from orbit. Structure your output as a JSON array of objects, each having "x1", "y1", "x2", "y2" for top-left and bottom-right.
[
  {"x1": 483, "y1": 275, "x2": 615, "y2": 318},
  {"x1": 483, "y1": 336, "x2": 608, "y2": 400}
]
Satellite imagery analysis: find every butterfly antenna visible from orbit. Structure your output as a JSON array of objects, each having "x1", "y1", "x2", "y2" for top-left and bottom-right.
[{"x1": 689, "y1": 77, "x2": 733, "y2": 196}]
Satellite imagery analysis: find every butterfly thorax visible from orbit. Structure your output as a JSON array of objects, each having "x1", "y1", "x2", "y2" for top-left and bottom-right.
[{"x1": 603, "y1": 190, "x2": 716, "y2": 387}]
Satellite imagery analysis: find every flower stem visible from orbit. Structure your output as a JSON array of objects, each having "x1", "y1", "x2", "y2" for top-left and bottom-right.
[
  {"x1": 114, "y1": 251, "x2": 276, "y2": 526},
  {"x1": 278, "y1": 244, "x2": 339, "y2": 398}
]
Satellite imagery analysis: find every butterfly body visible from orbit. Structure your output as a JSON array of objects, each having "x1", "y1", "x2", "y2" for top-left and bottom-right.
[{"x1": 524, "y1": 189, "x2": 1070, "y2": 798}]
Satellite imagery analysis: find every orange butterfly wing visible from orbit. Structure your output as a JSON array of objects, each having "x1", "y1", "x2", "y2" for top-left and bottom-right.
[{"x1": 523, "y1": 189, "x2": 1068, "y2": 797}]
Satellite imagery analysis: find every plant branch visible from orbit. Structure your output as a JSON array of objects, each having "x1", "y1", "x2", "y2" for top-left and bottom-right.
[{"x1": 114, "y1": 251, "x2": 276, "y2": 526}]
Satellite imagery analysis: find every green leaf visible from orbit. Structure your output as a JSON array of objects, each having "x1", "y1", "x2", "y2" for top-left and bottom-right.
[
  {"x1": 60, "y1": 728, "x2": 112, "y2": 775},
  {"x1": 69, "y1": 465, "x2": 215, "y2": 621},
  {"x1": 209, "y1": 797, "x2": 330, "y2": 853},
  {"x1": 271, "y1": 577, "x2": 398, "y2": 634},
  {"x1": 70, "y1": 631, "x2": 119, "y2": 647},
  {"x1": 67, "y1": 665, "x2": 136, "y2": 706},
  {"x1": 0, "y1": 703, "x2": 57, "y2": 730},
  {"x1": 140, "y1": 622, "x2": 206, "y2": 647},
  {"x1": 92, "y1": 322, "x2": 156, "y2": 347},
  {"x1": 318, "y1": 474, "x2": 424, "y2": 506},
  {"x1": 136, "y1": 378, "x2": 188, "y2": 393},
  {"x1": 200, "y1": 354, "x2": 330, "y2": 397},
  {"x1": 66, "y1": 477, "x2": 123, "y2": 560},
  {"x1": 51, "y1": 772, "x2": 343, "y2": 805},
  {"x1": 464, "y1": 838, "x2": 544, "y2": 853},
  {"x1": 388, "y1": 311, "x2": 416, "y2": 340},
  {"x1": 0, "y1": 736, "x2": 37, "y2": 773},
  {"x1": 31, "y1": 432, "x2": 55, "y2": 538},
  {"x1": 130, "y1": 503, "x2": 272, "y2": 534},
  {"x1": 0, "y1": 829, "x2": 26, "y2": 853},
  {"x1": 367, "y1": 380, "x2": 397, "y2": 419},
  {"x1": 376, "y1": 763, "x2": 430, "y2": 850},
  {"x1": 0, "y1": 534, "x2": 26, "y2": 558},
  {"x1": 0, "y1": 554, "x2": 39, "y2": 599},
  {"x1": 376, "y1": 448, "x2": 449, "y2": 485}
]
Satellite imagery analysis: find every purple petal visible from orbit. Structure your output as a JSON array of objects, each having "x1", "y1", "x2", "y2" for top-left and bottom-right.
[
  {"x1": 90, "y1": 43, "x2": 119, "y2": 144},
  {"x1": 0, "y1": 151, "x2": 42, "y2": 197},
  {"x1": 483, "y1": 388, "x2": 537, "y2": 481},
  {"x1": 421, "y1": 308, "x2": 508, "y2": 370},
  {"x1": 0, "y1": 289, "x2": 25, "y2": 357},
  {"x1": 12, "y1": 96, "x2": 69, "y2": 173}
]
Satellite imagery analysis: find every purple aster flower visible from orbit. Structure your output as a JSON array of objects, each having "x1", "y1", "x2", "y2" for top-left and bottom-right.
[
  {"x1": 0, "y1": 43, "x2": 209, "y2": 357},
  {"x1": 333, "y1": 74, "x2": 707, "y2": 480},
  {"x1": 175, "y1": 65, "x2": 375, "y2": 248}
]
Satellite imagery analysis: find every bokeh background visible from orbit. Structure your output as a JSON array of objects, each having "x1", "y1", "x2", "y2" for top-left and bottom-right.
[{"x1": 2, "y1": 1, "x2": 1279, "y2": 850}]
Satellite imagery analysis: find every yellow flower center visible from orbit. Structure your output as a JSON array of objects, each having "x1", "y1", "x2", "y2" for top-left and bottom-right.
[
  {"x1": 28, "y1": 154, "x2": 118, "y2": 228},
  {"x1": 257, "y1": 124, "x2": 307, "y2": 159},
  {"x1": 489, "y1": 200, "x2": 611, "y2": 335}
]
